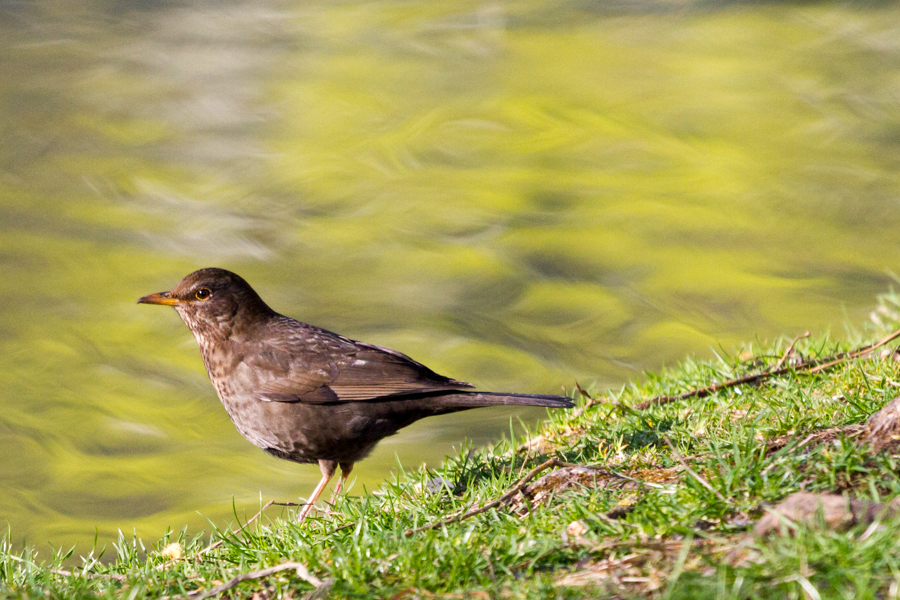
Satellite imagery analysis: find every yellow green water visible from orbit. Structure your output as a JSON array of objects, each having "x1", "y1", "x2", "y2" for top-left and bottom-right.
[{"x1": 2, "y1": 0, "x2": 900, "y2": 554}]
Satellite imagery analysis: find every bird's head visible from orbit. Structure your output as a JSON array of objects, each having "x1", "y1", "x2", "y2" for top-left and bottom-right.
[{"x1": 138, "y1": 268, "x2": 274, "y2": 341}]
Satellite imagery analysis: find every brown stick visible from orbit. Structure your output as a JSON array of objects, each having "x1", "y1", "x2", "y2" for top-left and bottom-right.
[
  {"x1": 807, "y1": 328, "x2": 900, "y2": 373},
  {"x1": 773, "y1": 331, "x2": 810, "y2": 371},
  {"x1": 184, "y1": 561, "x2": 323, "y2": 600},
  {"x1": 574, "y1": 380, "x2": 594, "y2": 401},
  {"x1": 634, "y1": 327, "x2": 900, "y2": 410},
  {"x1": 404, "y1": 458, "x2": 569, "y2": 536},
  {"x1": 49, "y1": 568, "x2": 126, "y2": 581}
]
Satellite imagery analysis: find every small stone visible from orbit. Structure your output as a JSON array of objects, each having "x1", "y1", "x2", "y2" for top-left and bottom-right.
[{"x1": 425, "y1": 477, "x2": 456, "y2": 496}]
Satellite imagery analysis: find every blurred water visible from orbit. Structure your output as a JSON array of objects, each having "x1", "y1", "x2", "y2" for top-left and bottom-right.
[{"x1": 2, "y1": 0, "x2": 900, "y2": 554}]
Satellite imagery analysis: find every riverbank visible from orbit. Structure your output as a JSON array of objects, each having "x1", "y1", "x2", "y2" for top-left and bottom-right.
[{"x1": 6, "y1": 293, "x2": 900, "y2": 599}]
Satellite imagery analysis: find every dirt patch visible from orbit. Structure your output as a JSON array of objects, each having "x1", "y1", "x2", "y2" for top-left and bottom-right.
[
  {"x1": 506, "y1": 466, "x2": 679, "y2": 516},
  {"x1": 754, "y1": 492, "x2": 900, "y2": 536}
]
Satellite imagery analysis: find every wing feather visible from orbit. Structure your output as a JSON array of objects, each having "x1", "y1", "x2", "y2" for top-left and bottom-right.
[{"x1": 241, "y1": 318, "x2": 472, "y2": 404}]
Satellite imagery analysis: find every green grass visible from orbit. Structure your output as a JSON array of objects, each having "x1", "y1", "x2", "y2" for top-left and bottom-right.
[{"x1": 7, "y1": 294, "x2": 900, "y2": 599}]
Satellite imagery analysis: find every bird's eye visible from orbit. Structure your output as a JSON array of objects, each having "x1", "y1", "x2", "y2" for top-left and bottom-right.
[{"x1": 194, "y1": 288, "x2": 212, "y2": 301}]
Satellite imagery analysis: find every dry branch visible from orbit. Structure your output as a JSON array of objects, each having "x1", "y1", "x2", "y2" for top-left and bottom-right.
[
  {"x1": 404, "y1": 458, "x2": 575, "y2": 536},
  {"x1": 49, "y1": 568, "x2": 127, "y2": 581},
  {"x1": 773, "y1": 331, "x2": 810, "y2": 371},
  {"x1": 184, "y1": 561, "x2": 324, "y2": 600},
  {"x1": 634, "y1": 327, "x2": 900, "y2": 410}
]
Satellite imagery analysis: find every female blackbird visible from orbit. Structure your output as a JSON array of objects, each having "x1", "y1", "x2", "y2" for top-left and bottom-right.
[{"x1": 138, "y1": 268, "x2": 573, "y2": 520}]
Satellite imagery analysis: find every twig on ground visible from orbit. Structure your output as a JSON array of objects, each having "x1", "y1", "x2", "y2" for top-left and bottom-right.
[
  {"x1": 49, "y1": 568, "x2": 127, "y2": 581},
  {"x1": 574, "y1": 380, "x2": 594, "y2": 401},
  {"x1": 198, "y1": 540, "x2": 222, "y2": 557},
  {"x1": 182, "y1": 561, "x2": 324, "y2": 600},
  {"x1": 326, "y1": 521, "x2": 357, "y2": 534},
  {"x1": 774, "y1": 331, "x2": 810, "y2": 371},
  {"x1": 404, "y1": 458, "x2": 575, "y2": 536},
  {"x1": 808, "y1": 328, "x2": 900, "y2": 372},
  {"x1": 662, "y1": 435, "x2": 726, "y2": 503},
  {"x1": 634, "y1": 327, "x2": 900, "y2": 410},
  {"x1": 764, "y1": 424, "x2": 865, "y2": 455}
]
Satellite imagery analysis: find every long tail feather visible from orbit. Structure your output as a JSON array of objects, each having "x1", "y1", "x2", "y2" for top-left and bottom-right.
[{"x1": 433, "y1": 391, "x2": 574, "y2": 409}]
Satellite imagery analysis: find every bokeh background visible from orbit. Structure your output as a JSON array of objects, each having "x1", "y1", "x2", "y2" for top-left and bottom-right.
[{"x1": 2, "y1": 0, "x2": 900, "y2": 554}]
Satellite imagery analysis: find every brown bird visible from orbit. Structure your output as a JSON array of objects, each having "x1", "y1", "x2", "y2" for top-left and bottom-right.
[{"x1": 138, "y1": 268, "x2": 573, "y2": 520}]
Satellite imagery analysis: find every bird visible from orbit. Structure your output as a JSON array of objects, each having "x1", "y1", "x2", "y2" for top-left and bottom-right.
[{"x1": 138, "y1": 268, "x2": 574, "y2": 521}]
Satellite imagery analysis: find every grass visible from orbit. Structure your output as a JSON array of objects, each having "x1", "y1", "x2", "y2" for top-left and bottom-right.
[{"x1": 7, "y1": 292, "x2": 900, "y2": 598}]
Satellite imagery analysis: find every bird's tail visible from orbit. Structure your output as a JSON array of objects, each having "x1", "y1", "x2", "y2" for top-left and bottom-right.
[{"x1": 432, "y1": 390, "x2": 574, "y2": 409}]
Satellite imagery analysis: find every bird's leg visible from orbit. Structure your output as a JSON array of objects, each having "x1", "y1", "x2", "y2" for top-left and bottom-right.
[
  {"x1": 298, "y1": 460, "x2": 336, "y2": 522},
  {"x1": 328, "y1": 462, "x2": 354, "y2": 505}
]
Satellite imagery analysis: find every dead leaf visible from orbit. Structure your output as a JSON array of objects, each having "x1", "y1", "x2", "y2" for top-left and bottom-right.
[
  {"x1": 754, "y1": 492, "x2": 900, "y2": 536},
  {"x1": 864, "y1": 396, "x2": 900, "y2": 450}
]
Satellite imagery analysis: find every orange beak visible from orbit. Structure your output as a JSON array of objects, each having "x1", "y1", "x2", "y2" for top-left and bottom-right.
[{"x1": 136, "y1": 291, "x2": 181, "y2": 306}]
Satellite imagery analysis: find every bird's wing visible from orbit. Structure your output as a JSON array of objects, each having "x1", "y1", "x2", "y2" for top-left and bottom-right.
[
  {"x1": 243, "y1": 319, "x2": 473, "y2": 404},
  {"x1": 322, "y1": 340, "x2": 474, "y2": 401}
]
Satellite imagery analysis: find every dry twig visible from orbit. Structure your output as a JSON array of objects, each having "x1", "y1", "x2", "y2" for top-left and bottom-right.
[
  {"x1": 49, "y1": 568, "x2": 126, "y2": 581},
  {"x1": 635, "y1": 327, "x2": 900, "y2": 410},
  {"x1": 184, "y1": 561, "x2": 324, "y2": 600},
  {"x1": 574, "y1": 380, "x2": 594, "y2": 401},
  {"x1": 404, "y1": 458, "x2": 574, "y2": 536},
  {"x1": 773, "y1": 331, "x2": 810, "y2": 371}
]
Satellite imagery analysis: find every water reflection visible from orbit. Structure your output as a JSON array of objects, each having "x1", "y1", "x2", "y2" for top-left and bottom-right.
[{"x1": 2, "y1": 0, "x2": 900, "y2": 554}]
